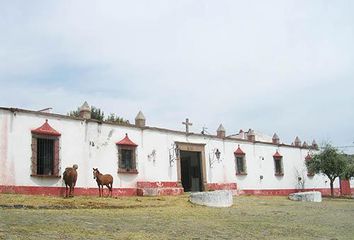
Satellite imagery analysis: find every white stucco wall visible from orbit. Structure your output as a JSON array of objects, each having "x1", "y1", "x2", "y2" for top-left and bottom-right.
[{"x1": 0, "y1": 108, "x2": 340, "y2": 191}]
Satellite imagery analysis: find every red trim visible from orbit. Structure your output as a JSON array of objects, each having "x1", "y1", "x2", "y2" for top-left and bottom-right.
[
  {"x1": 31, "y1": 120, "x2": 61, "y2": 137},
  {"x1": 136, "y1": 181, "x2": 183, "y2": 196},
  {"x1": 207, "y1": 183, "x2": 237, "y2": 190},
  {"x1": 340, "y1": 179, "x2": 351, "y2": 195},
  {"x1": 238, "y1": 188, "x2": 342, "y2": 196},
  {"x1": 0, "y1": 186, "x2": 137, "y2": 196},
  {"x1": 305, "y1": 153, "x2": 312, "y2": 161},
  {"x1": 1, "y1": 185, "x2": 348, "y2": 197},
  {"x1": 234, "y1": 145, "x2": 245, "y2": 155},
  {"x1": 137, "y1": 181, "x2": 180, "y2": 188},
  {"x1": 273, "y1": 150, "x2": 282, "y2": 158},
  {"x1": 137, "y1": 188, "x2": 184, "y2": 196},
  {"x1": 116, "y1": 133, "x2": 138, "y2": 146}
]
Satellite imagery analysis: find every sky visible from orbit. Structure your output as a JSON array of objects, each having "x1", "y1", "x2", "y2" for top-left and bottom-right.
[{"x1": 0, "y1": 1, "x2": 354, "y2": 152}]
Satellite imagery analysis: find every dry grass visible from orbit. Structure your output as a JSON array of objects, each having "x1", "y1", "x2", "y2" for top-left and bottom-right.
[{"x1": 0, "y1": 194, "x2": 353, "y2": 240}]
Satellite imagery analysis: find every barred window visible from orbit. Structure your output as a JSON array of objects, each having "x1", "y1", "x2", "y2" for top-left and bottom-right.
[
  {"x1": 118, "y1": 147, "x2": 137, "y2": 172},
  {"x1": 234, "y1": 145, "x2": 247, "y2": 175},
  {"x1": 236, "y1": 156, "x2": 247, "y2": 175},
  {"x1": 273, "y1": 150, "x2": 284, "y2": 176},
  {"x1": 31, "y1": 120, "x2": 61, "y2": 177},
  {"x1": 305, "y1": 153, "x2": 314, "y2": 177},
  {"x1": 31, "y1": 136, "x2": 61, "y2": 177},
  {"x1": 116, "y1": 133, "x2": 138, "y2": 174},
  {"x1": 274, "y1": 159, "x2": 283, "y2": 175}
]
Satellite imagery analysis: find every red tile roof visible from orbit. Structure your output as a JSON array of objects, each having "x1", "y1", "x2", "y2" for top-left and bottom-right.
[
  {"x1": 31, "y1": 119, "x2": 61, "y2": 136},
  {"x1": 273, "y1": 150, "x2": 282, "y2": 158},
  {"x1": 305, "y1": 153, "x2": 312, "y2": 161},
  {"x1": 234, "y1": 145, "x2": 245, "y2": 155},
  {"x1": 116, "y1": 133, "x2": 138, "y2": 146}
]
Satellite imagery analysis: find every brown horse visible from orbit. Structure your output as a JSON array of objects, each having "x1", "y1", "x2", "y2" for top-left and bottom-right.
[
  {"x1": 63, "y1": 164, "x2": 78, "y2": 198},
  {"x1": 92, "y1": 168, "x2": 113, "y2": 197}
]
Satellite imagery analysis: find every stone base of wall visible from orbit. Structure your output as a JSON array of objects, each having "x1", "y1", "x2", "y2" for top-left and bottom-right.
[
  {"x1": 1, "y1": 185, "x2": 350, "y2": 197},
  {"x1": 0, "y1": 185, "x2": 137, "y2": 197},
  {"x1": 238, "y1": 188, "x2": 342, "y2": 197},
  {"x1": 136, "y1": 181, "x2": 184, "y2": 196},
  {"x1": 207, "y1": 183, "x2": 238, "y2": 195}
]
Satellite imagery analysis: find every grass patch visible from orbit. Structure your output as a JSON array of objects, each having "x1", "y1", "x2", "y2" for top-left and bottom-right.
[{"x1": 0, "y1": 194, "x2": 353, "y2": 239}]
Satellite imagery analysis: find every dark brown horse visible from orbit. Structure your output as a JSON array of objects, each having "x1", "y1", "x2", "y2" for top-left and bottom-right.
[
  {"x1": 92, "y1": 168, "x2": 113, "y2": 197},
  {"x1": 63, "y1": 164, "x2": 78, "y2": 197}
]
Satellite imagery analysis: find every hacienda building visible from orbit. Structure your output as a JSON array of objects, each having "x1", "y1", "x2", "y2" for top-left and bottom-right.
[{"x1": 0, "y1": 103, "x2": 353, "y2": 197}]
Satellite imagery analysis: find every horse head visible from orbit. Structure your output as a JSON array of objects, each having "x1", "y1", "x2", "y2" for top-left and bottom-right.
[{"x1": 93, "y1": 168, "x2": 100, "y2": 179}]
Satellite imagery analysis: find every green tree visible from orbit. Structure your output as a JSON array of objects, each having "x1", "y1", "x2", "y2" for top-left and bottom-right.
[
  {"x1": 342, "y1": 155, "x2": 354, "y2": 179},
  {"x1": 67, "y1": 108, "x2": 80, "y2": 118},
  {"x1": 68, "y1": 106, "x2": 128, "y2": 123},
  {"x1": 67, "y1": 105, "x2": 104, "y2": 121},
  {"x1": 106, "y1": 113, "x2": 129, "y2": 124},
  {"x1": 306, "y1": 144, "x2": 347, "y2": 197},
  {"x1": 91, "y1": 106, "x2": 104, "y2": 121}
]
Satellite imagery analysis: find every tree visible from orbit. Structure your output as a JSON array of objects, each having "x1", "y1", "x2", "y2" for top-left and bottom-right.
[
  {"x1": 342, "y1": 155, "x2": 354, "y2": 179},
  {"x1": 68, "y1": 106, "x2": 128, "y2": 123},
  {"x1": 68, "y1": 105, "x2": 104, "y2": 121},
  {"x1": 106, "y1": 113, "x2": 129, "y2": 124},
  {"x1": 306, "y1": 144, "x2": 347, "y2": 197},
  {"x1": 91, "y1": 106, "x2": 104, "y2": 121}
]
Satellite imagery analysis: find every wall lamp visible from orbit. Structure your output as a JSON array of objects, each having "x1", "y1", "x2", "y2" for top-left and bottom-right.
[
  {"x1": 209, "y1": 148, "x2": 221, "y2": 168},
  {"x1": 169, "y1": 144, "x2": 180, "y2": 167}
]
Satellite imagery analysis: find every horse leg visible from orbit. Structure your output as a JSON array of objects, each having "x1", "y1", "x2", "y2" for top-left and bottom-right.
[
  {"x1": 109, "y1": 183, "x2": 113, "y2": 197},
  {"x1": 105, "y1": 185, "x2": 109, "y2": 197},
  {"x1": 65, "y1": 185, "x2": 68, "y2": 198},
  {"x1": 69, "y1": 185, "x2": 74, "y2": 197}
]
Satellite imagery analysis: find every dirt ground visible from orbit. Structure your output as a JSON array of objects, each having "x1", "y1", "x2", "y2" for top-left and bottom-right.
[{"x1": 0, "y1": 194, "x2": 353, "y2": 240}]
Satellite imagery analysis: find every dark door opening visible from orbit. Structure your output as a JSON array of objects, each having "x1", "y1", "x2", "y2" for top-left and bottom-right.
[{"x1": 180, "y1": 151, "x2": 203, "y2": 192}]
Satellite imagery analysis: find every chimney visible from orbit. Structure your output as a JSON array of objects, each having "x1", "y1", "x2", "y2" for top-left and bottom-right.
[
  {"x1": 294, "y1": 136, "x2": 301, "y2": 147},
  {"x1": 272, "y1": 133, "x2": 280, "y2": 145},
  {"x1": 312, "y1": 140, "x2": 319, "y2": 150},
  {"x1": 79, "y1": 101, "x2": 91, "y2": 119},
  {"x1": 247, "y1": 129, "x2": 255, "y2": 142},
  {"x1": 239, "y1": 129, "x2": 245, "y2": 139},
  {"x1": 216, "y1": 124, "x2": 226, "y2": 138},
  {"x1": 135, "y1": 111, "x2": 146, "y2": 127}
]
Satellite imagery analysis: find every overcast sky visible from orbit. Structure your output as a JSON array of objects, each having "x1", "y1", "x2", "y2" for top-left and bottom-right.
[{"x1": 0, "y1": 1, "x2": 353, "y2": 152}]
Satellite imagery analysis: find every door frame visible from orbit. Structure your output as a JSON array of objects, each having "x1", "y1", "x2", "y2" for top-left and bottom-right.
[{"x1": 175, "y1": 142, "x2": 207, "y2": 191}]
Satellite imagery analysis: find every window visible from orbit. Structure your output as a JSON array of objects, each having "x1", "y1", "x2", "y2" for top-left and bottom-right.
[
  {"x1": 305, "y1": 153, "x2": 314, "y2": 177},
  {"x1": 234, "y1": 145, "x2": 247, "y2": 175},
  {"x1": 31, "y1": 120, "x2": 61, "y2": 177},
  {"x1": 118, "y1": 147, "x2": 137, "y2": 172},
  {"x1": 116, "y1": 134, "x2": 138, "y2": 174},
  {"x1": 37, "y1": 138, "x2": 54, "y2": 175},
  {"x1": 273, "y1": 150, "x2": 284, "y2": 176},
  {"x1": 274, "y1": 159, "x2": 283, "y2": 175},
  {"x1": 236, "y1": 156, "x2": 247, "y2": 175}
]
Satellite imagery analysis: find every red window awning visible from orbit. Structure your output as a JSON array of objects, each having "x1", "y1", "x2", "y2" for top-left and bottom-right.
[
  {"x1": 31, "y1": 119, "x2": 61, "y2": 136},
  {"x1": 116, "y1": 133, "x2": 138, "y2": 147},
  {"x1": 273, "y1": 150, "x2": 282, "y2": 159},
  {"x1": 234, "y1": 145, "x2": 245, "y2": 155}
]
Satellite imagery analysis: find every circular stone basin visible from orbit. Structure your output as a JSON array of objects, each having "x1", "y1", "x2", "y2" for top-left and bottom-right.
[{"x1": 190, "y1": 190, "x2": 233, "y2": 207}]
